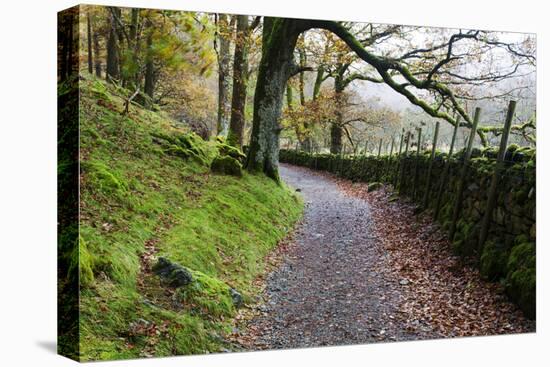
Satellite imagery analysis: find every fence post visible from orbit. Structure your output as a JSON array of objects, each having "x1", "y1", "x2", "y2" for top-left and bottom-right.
[
  {"x1": 376, "y1": 138, "x2": 383, "y2": 181},
  {"x1": 394, "y1": 131, "x2": 404, "y2": 187},
  {"x1": 412, "y1": 127, "x2": 422, "y2": 200},
  {"x1": 434, "y1": 116, "x2": 460, "y2": 220},
  {"x1": 478, "y1": 101, "x2": 516, "y2": 252},
  {"x1": 449, "y1": 107, "x2": 482, "y2": 241},
  {"x1": 422, "y1": 121, "x2": 440, "y2": 209},
  {"x1": 399, "y1": 131, "x2": 411, "y2": 195}
]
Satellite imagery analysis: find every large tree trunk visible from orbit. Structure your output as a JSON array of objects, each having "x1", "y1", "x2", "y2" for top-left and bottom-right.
[
  {"x1": 246, "y1": 18, "x2": 306, "y2": 180},
  {"x1": 227, "y1": 15, "x2": 250, "y2": 148},
  {"x1": 217, "y1": 14, "x2": 232, "y2": 137}
]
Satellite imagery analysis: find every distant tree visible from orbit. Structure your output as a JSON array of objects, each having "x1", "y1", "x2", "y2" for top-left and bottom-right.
[
  {"x1": 215, "y1": 14, "x2": 233, "y2": 136},
  {"x1": 227, "y1": 15, "x2": 261, "y2": 148},
  {"x1": 105, "y1": 7, "x2": 119, "y2": 82},
  {"x1": 87, "y1": 12, "x2": 93, "y2": 74}
]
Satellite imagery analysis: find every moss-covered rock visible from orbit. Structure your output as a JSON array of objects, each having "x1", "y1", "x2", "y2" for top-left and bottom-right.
[
  {"x1": 210, "y1": 155, "x2": 243, "y2": 177},
  {"x1": 505, "y1": 242, "x2": 536, "y2": 319},
  {"x1": 152, "y1": 131, "x2": 208, "y2": 164},
  {"x1": 152, "y1": 257, "x2": 193, "y2": 288},
  {"x1": 217, "y1": 143, "x2": 246, "y2": 162},
  {"x1": 81, "y1": 160, "x2": 128, "y2": 196},
  {"x1": 176, "y1": 269, "x2": 239, "y2": 318},
  {"x1": 479, "y1": 240, "x2": 508, "y2": 281}
]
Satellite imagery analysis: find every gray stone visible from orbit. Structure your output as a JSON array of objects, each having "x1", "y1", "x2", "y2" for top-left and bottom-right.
[
  {"x1": 230, "y1": 288, "x2": 243, "y2": 307},
  {"x1": 152, "y1": 257, "x2": 193, "y2": 288}
]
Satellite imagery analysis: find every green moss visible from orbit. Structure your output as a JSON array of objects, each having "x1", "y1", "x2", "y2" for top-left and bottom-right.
[
  {"x1": 82, "y1": 160, "x2": 128, "y2": 196},
  {"x1": 507, "y1": 143, "x2": 520, "y2": 153},
  {"x1": 217, "y1": 143, "x2": 246, "y2": 162},
  {"x1": 210, "y1": 155, "x2": 243, "y2": 176},
  {"x1": 151, "y1": 130, "x2": 210, "y2": 163},
  {"x1": 451, "y1": 239, "x2": 464, "y2": 254},
  {"x1": 177, "y1": 270, "x2": 235, "y2": 319},
  {"x1": 505, "y1": 242, "x2": 536, "y2": 319},
  {"x1": 479, "y1": 240, "x2": 508, "y2": 281}
]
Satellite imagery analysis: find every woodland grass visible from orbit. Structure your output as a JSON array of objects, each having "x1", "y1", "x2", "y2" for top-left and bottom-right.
[{"x1": 76, "y1": 75, "x2": 303, "y2": 361}]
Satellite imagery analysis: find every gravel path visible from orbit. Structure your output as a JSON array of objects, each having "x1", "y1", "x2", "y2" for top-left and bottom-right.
[{"x1": 241, "y1": 164, "x2": 433, "y2": 350}]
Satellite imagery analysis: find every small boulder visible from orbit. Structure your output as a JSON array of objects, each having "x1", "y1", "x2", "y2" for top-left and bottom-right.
[
  {"x1": 217, "y1": 143, "x2": 246, "y2": 162},
  {"x1": 211, "y1": 155, "x2": 243, "y2": 177},
  {"x1": 152, "y1": 257, "x2": 193, "y2": 288},
  {"x1": 229, "y1": 288, "x2": 243, "y2": 307}
]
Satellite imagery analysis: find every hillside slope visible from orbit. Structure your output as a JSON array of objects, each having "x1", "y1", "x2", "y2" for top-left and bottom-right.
[{"x1": 69, "y1": 76, "x2": 302, "y2": 361}]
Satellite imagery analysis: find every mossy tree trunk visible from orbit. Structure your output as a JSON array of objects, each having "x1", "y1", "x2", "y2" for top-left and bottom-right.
[
  {"x1": 228, "y1": 15, "x2": 251, "y2": 148},
  {"x1": 246, "y1": 18, "x2": 308, "y2": 181},
  {"x1": 217, "y1": 14, "x2": 232, "y2": 137}
]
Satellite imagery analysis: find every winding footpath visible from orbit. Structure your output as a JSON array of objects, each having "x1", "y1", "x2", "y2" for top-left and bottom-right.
[
  {"x1": 240, "y1": 164, "x2": 430, "y2": 349},
  {"x1": 235, "y1": 163, "x2": 533, "y2": 350}
]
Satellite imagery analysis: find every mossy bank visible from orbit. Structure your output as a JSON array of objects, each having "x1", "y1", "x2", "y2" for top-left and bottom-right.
[{"x1": 59, "y1": 76, "x2": 303, "y2": 361}]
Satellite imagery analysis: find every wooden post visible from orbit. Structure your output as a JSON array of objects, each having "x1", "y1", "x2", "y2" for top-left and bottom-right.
[
  {"x1": 449, "y1": 107, "x2": 481, "y2": 241},
  {"x1": 385, "y1": 137, "x2": 395, "y2": 184},
  {"x1": 478, "y1": 101, "x2": 516, "y2": 251},
  {"x1": 422, "y1": 121, "x2": 440, "y2": 209},
  {"x1": 399, "y1": 131, "x2": 411, "y2": 194},
  {"x1": 412, "y1": 127, "x2": 422, "y2": 200},
  {"x1": 376, "y1": 138, "x2": 383, "y2": 181},
  {"x1": 393, "y1": 132, "x2": 404, "y2": 187},
  {"x1": 434, "y1": 115, "x2": 460, "y2": 220}
]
